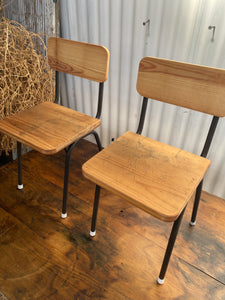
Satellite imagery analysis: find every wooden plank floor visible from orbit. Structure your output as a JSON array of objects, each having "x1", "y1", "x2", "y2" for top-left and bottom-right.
[{"x1": 0, "y1": 139, "x2": 224, "y2": 300}]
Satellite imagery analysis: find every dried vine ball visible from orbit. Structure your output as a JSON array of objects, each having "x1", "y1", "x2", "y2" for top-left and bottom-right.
[{"x1": 0, "y1": 17, "x2": 55, "y2": 154}]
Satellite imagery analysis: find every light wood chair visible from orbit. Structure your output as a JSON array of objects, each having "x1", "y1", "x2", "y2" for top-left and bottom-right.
[
  {"x1": 82, "y1": 57, "x2": 225, "y2": 284},
  {"x1": 0, "y1": 37, "x2": 109, "y2": 218}
]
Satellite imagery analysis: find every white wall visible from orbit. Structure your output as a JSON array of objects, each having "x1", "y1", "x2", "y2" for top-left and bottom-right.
[{"x1": 59, "y1": 0, "x2": 225, "y2": 199}]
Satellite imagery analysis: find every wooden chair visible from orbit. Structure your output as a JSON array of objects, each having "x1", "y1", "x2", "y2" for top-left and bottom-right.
[
  {"x1": 0, "y1": 37, "x2": 109, "y2": 218},
  {"x1": 82, "y1": 57, "x2": 225, "y2": 284}
]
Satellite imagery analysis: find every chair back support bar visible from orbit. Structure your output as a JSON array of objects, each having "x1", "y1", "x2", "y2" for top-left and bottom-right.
[
  {"x1": 201, "y1": 116, "x2": 219, "y2": 157},
  {"x1": 136, "y1": 97, "x2": 148, "y2": 134},
  {"x1": 95, "y1": 82, "x2": 104, "y2": 119},
  {"x1": 137, "y1": 57, "x2": 225, "y2": 117},
  {"x1": 48, "y1": 37, "x2": 110, "y2": 83}
]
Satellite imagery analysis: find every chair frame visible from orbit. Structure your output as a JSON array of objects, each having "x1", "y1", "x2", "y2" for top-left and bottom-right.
[
  {"x1": 17, "y1": 86, "x2": 105, "y2": 219},
  {"x1": 137, "y1": 98, "x2": 219, "y2": 226},
  {"x1": 85, "y1": 57, "x2": 223, "y2": 284},
  {"x1": 89, "y1": 101, "x2": 219, "y2": 283},
  {"x1": 10, "y1": 37, "x2": 109, "y2": 218}
]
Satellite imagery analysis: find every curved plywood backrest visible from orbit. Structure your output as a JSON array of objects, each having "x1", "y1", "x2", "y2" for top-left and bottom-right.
[
  {"x1": 137, "y1": 57, "x2": 225, "y2": 117},
  {"x1": 48, "y1": 37, "x2": 110, "y2": 82}
]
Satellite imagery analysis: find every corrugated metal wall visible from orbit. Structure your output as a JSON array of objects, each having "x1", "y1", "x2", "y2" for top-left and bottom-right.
[{"x1": 59, "y1": 0, "x2": 225, "y2": 199}]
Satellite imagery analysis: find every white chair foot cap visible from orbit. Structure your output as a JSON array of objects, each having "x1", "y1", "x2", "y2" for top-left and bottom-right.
[
  {"x1": 17, "y1": 184, "x2": 23, "y2": 190},
  {"x1": 90, "y1": 230, "x2": 96, "y2": 237},
  {"x1": 190, "y1": 220, "x2": 196, "y2": 226},
  {"x1": 61, "y1": 212, "x2": 67, "y2": 218},
  {"x1": 157, "y1": 277, "x2": 165, "y2": 285}
]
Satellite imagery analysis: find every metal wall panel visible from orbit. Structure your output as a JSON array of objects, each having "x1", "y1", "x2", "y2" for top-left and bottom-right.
[{"x1": 60, "y1": 0, "x2": 225, "y2": 199}]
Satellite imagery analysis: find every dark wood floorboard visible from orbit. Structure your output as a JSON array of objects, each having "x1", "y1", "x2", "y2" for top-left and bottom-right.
[{"x1": 0, "y1": 139, "x2": 224, "y2": 299}]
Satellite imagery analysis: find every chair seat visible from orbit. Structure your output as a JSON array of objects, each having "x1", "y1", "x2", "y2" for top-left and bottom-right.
[
  {"x1": 0, "y1": 102, "x2": 101, "y2": 154},
  {"x1": 82, "y1": 131, "x2": 211, "y2": 222}
]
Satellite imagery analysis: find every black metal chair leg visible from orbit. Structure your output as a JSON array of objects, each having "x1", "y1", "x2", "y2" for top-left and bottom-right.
[
  {"x1": 190, "y1": 180, "x2": 203, "y2": 226},
  {"x1": 157, "y1": 206, "x2": 186, "y2": 284},
  {"x1": 91, "y1": 131, "x2": 103, "y2": 151},
  {"x1": 61, "y1": 142, "x2": 78, "y2": 218},
  {"x1": 90, "y1": 185, "x2": 101, "y2": 237},
  {"x1": 17, "y1": 142, "x2": 23, "y2": 190},
  {"x1": 61, "y1": 131, "x2": 102, "y2": 219}
]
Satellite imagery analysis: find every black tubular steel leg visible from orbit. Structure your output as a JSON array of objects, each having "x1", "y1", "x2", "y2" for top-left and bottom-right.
[
  {"x1": 190, "y1": 180, "x2": 203, "y2": 226},
  {"x1": 61, "y1": 142, "x2": 78, "y2": 218},
  {"x1": 61, "y1": 129, "x2": 102, "y2": 218},
  {"x1": 17, "y1": 142, "x2": 23, "y2": 190},
  {"x1": 157, "y1": 206, "x2": 186, "y2": 284},
  {"x1": 90, "y1": 185, "x2": 101, "y2": 237},
  {"x1": 190, "y1": 116, "x2": 219, "y2": 225},
  {"x1": 91, "y1": 131, "x2": 103, "y2": 151}
]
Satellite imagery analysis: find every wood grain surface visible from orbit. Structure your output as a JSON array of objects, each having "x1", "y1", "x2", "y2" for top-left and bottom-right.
[
  {"x1": 137, "y1": 56, "x2": 225, "y2": 116},
  {"x1": 0, "y1": 102, "x2": 101, "y2": 154},
  {"x1": 0, "y1": 140, "x2": 224, "y2": 299},
  {"x1": 82, "y1": 131, "x2": 210, "y2": 221},
  {"x1": 48, "y1": 37, "x2": 110, "y2": 82}
]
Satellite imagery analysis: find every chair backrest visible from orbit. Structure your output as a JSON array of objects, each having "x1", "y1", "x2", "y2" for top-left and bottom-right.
[
  {"x1": 137, "y1": 57, "x2": 225, "y2": 117},
  {"x1": 48, "y1": 37, "x2": 109, "y2": 83}
]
